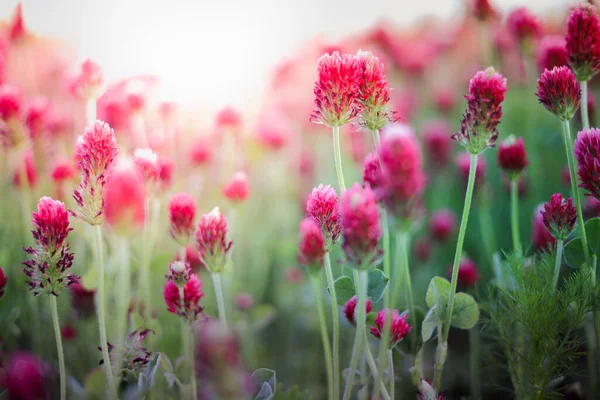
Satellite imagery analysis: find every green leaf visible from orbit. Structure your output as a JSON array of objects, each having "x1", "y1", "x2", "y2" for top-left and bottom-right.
[
  {"x1": 81, "y1": 267, "x2": 98, "y2": 290},
  {"x1": 585, "y1": 218, "x2": 600, "y2": 255},
  {"x1": 421, "y1": 306, "x2": 438, "y2": 342},
  {"x1": 450, "y1": 293, "x2": 479, "y2": 329},
  {"x1": 367, "y1": 269, "x2": 389, "y2": 303},
  {"x1": 83, "y1": 368, "x2": 107, "y2": 399},
  {"x1": 366, "y1": 311, "x2": 377, "y2": 327},
  {"x1": 425, "y1": 277, "x2": 451, "y2": 318},
  {"x1": 564, "y1": 238, "x2": 587, "y2": 269},
  {"x1": 251, "y1": 368, "x2": 277, "y2": 400},
  {"x1": 328, "y1": 276, "x2": 355, "y2": 304}
]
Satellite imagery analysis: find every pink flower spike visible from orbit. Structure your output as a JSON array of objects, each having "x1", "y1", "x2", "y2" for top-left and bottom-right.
[
  {"x1": 51, "y1": 159, "x2": 76, "y2": 183},
  {"x1": 169, "y1": 193, "x2": 197, "y2": 246},
  {"x1": 536, "y1": 35, "x2": 568, "y2": 73},
  {"x1": 23, "y1": 97, "x2": 49, "y2": 140},
  {"x1": 430, "y1": 209, "x2": 456, "y2": 242},
  {"x1": 362, "y1": 152, "x2": 383, "y2": 191},
  {"x1": 0, "y1": 266, "x2": 6, "y2": 299},
  {"x1": 497, "y1": 136, "x2": 528, "y2": 176},
  {"x1": 575, "y1": 128, "x2": 600, "y2": 200},
  {"x1": 223, "y1": 171, "x2": 250, "y2": 203},
  {"x1": 310, "y1": 51, "x2": 362, "y2": 127},
  {"x1": 422, "y1": 120, "x2": 452, "y2": 169},
  {"x1": 104, "y1": 160, "x2": 146, "y2": 235},
  {"x1": 71, "y1": 59, "x2": 104, "y2": 100},
  {"x1": 506, "y1": 7, "x2": 542, "y2": 44},
  {"x1": 355, "y1": 50, "x2": 393, "y2": 130},
  {"x1": 215, "y1": 106, "x2": 242, "y2": 131},
  {"x1": 369, "y1": 308, "x2": 412, "y2": 348},
  {"x1": 305, "y1": 184, "x2": 341, "y2": 248},
  {"x1": 234, "y1": 293, "x2": 255, "y2": 311},
  {"x1": 297, "y1": 217, "x2": 326, "y2": 270},
  {"x1": 8, "y1": 4, "x2": 26, "y2": 41},
  {"x1": 255, "y1": 111, "x2": 291, "y2": 150},
  {"x1": 0, "y1": 84, "x2": 22, "y2": 120},
  {"x1": 195, "y1": 208, "x2": 233, "y2": 273},
  {"x1": 164, "y1": 273, "x2": 204, "y2": 321},
  {"x1": 13, "y1": 151, "x2": 38, "y2": 189},
  {"x1": 532, "y1": 204, "x2": 556, "y2": 251},
  {"x1": 190, "y1": 137, "x2": 213, "y2": 166},
  {"x1": 343, "y1": 295, "x2": 372, "y2": 325},
  {"x1": 566, "y1": 4, "x2": 600, "y2": 82},
  {"x1": 541, "y1": 193, "x2": 577, "y2": 241},
  {"x1": 536, "y1": 66, "x2": 581, "y2": 121}
]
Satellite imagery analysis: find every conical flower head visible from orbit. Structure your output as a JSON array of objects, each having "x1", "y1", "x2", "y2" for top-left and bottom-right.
[
  {"x1": 532, "y1": 204, "x2": 556, "y2": 250},
  {"x1": 310, "y1": 51, "x2": 361, "y2": 127},
  {"x1": 541, "y1": 193, "x2": 577, "y2": 240},
  {"x1": 195, "y1": 208, "x2": 233, "y2": 273},
  {"x1": 305, "y1": 184, "x2": 341, "y2": 248},
  {"x1": 497, "y1": 135, "x2": 528, "y2": 176},
  {"x1": 343, "y1": 295, "x2": 372, "y2": 325},
  {"x1": 71, "y1": 59, "x2": 104, "y2": 100},
  {"x1": 575, "y1": 128, "x2": 600, "y2": 200},
  {"x1": 369, "y1": 308, "x2": 412, "y2": 348},
  {"x1": 448, "y1": 258, "x2": 480, "y2": 289},
  {"x1": 506, "y1": 7, "x2": 542, "y2": 44},
  {"x1": 164, "y1": 273, "x2": 204, "y2": 321},
  {"x1": 104, "y1": 160, "x2": 147, "y2": 235},
  {"x1": 566, "y1": 4, "x2": 600, "y2": 82},
  {"x1": 430, "y1": 209, "x2": 456, "y2": 242},
  {"x1": 297, "y1": 217, "x2": 326, "y2": 271},
  {"x1": 536, "y1": 66, "x2": 580, "y2": 121},
  {"x1": 536, "y1": 35, "x2": 568, "y2": 73},
  {"x1": 362, "y1": 152, "x2": 383, "y2": 190},
  {"x1": 166, "y1": 261, "x2": 192, "y2": 288},
  {"x1": 169, "y1": 193, "x2": 196, "y2": 246},
  {"x1": 355, "y1": 50, "x2": 393, "y2": 130}
]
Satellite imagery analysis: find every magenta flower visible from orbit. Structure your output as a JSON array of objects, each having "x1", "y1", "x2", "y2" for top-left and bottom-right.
[
  {"x1": 297, "y1": 217, "x2": 326, "y2": 270},
  {"x1": 71, "y1": 59, "x2": 104, "y2": 100},
  {"x1": 0, "y1": 266, "x2": 6, "y2": 299},
  {"x1": 12, "y1": 151, "x2": 38, "y2": 189},
  {"x1": 448, "y1": 258, "x2": 480, "y2": 289},
  {"x1": 541, "y1": 193, "x2": 577, "y2": 241},
  {"x1": 536, "y1": 35, "x2": 568, "y2": 73},
  {"x1": 23, "y1": 197, "x2": 78, "y2": 296},
  {"x1": 166, "y1": 261, "x2": 192, "y2": 288},
  {"x1": 343, "y1": 295, "x2": 372, "y2": 325},
  {"x1": 255, "y1": 111, "x2": 291, "y2": 151},
  {"x1": 169, "y1": 193, "x2": 197, "y2": 246},
  {"x1": 190, "y1": 137, "x2": 213, "y2": 167},
  {"x1": 70, "y1": 283, "x2": 96, "y2": 317},
  {"x1": 310, "y1": 51, "x2": 361, "y2": 127},
  {"x1": 223, "y1": 171, "x2": 250, "y2": 203},
  {"x1": 1, "y1": 352, "x2": 46, "y2": 400},
  {"x1": 195, "y1": 208, "x2": 233, "y2": 273},
  {"x1": 532, "y1": 204, "x2": 556, "y2": 251},
  {"x1": 369, "y1": 308, "x2": 412, "y2": 348},
  {"x1": 497, "y1": 136, "x2": 528, "y2": 176},
  {"x1": 536, "y1": 66, "x2": 580, "y2": 121},
  {"x1": 234, "y1": 293, "x2": 255, "y2": 311},
  {"x1": 355, "y1": 50, "x2": 394, "y2": 130},
  {"x1": 472, "y1": 0, "x2": 497, "y2": 21},
  {"x1": 133, "y1": 148, "x2": 159, "y2": 183},
  {"x1": 0, "y1": 84, "x2": 21, "y2": 120},
  {"x1": 566, "y1": 4, "x2": 600, "y2": 82},
  {"x1": 104, "y1": 160, "x2": 146, "y2": 235},
  {"x1": 506, "y1": 7, "x2": 542, "y2": 44},
  {"x1": 23, "y1": 97, "x2": 49, "y2": 140},
  {"x1": 430, "y1": 209, "x2": 456, "y2": 242},
  {"x1": 51, "y1": 159, "x2": 76, "y2": 183},
  {"x1": 164, "y1": 273, "x2": 204, "y2": 321},
  {"x1": 362, "y1": 152, "x2": 383, "y2": 191},
  {"x1": 340, "y1": 183, "x2": 381, "y2": 267},
  {"x1": 422, "y1": 120, "x2": 452, "y2": 169},
  {"x1": 305, "y1": 184, "x2": 341, "y2": 248},
  {"x1": 215, "y1": 106, "x2": 242, "y2": 131},
  {"x1": 575, "y1": 128, "x2": 600, "y2": 200}
]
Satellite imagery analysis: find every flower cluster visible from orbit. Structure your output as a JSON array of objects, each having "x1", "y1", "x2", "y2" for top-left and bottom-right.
[
  {"x1": 541, "y1": 193, "x2": 577, "y2": 241},
  {"x1": 164, "y1": 270, "x2": 204, "y2": 321},
  {"x1": 566, "y1": 4, "x2": 600, "y2": 82},
  {"x1": 343, "y1": 295, "x2": 372, "y2": 325},
  {"x1": 104, "y1": 160, "x2": 146, "y2": 235},
  {"x1": 369, "y1": 308, "x2": 412, "y2": 348},
  {"x1": 536, "y1": 66, "x2": 580, "y2": 121},
  {"x1": 297, "y1": 217, "x2": 326, "y2": 270},
  {"x1": 195, "y1": 208, "x2": 233, "y2": 273},
  {"x1": 506, "y1": 7, "x2": 542, "y2": 44},
  {"x1": 536, "y1": 35, "x2": 568, "y2": 73},
  {"x1": 497, "y1": 136, "x2": 528, "y2": 177},
  {"x1": 1, "y1": 352, "x2": 46, "y2": 400},
  {"x1": 575, "y1": 128, "x2": 600, "y2": 200},
  {"x1": 70, "y1": 283, "x2": 96, "y2": 317},
  {"x1": 305, "y1": 184, "x2": 341, "y2": 248},
  {"x1": 362, "y1": 152, "x2": 382, "y2": 190},
  {"x1": 532, "y1": 204, "x2": 556, "y2": 250},
  {"x1": 223, "y1": 171, "x2": 250, "y2": 203},
  {"x1": 356, "y1": 50, "x2": 394, "y2": 130},
  {"x1": 100, "y1": 328, "x2": 154, "y2": 374},
  {"x1": 169, "y1": 193, "x2": 197, "y2": 246},
  {"x1": 23, "y1": 197, "x2": 78, "y2": 296}
]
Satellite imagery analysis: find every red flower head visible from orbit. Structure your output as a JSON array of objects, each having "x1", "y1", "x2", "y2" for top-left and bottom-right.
[
  {"x1": 536, "y1": 66, "x2": 581, "y2": 121},
  {"x1": 453, "y1": 68, "x2": 507, "y2": 154},
  {"x1": 566, "y1": 4, "x2": 600, "y2": 82},
  {"x1": 532, "y1": 204, "x2": 556, "y2": 250},
  {"x1": 310, "y1": 51, "x2": 362, "y2": 127},
  {"x1": 164, "y1": 273, "x2": 204, "y2": 321},
  {"x1": 195, "y1": 208, "x2": 233, "y2": 273},
  {"x1": 471, "y1": 0, "x2": 497, "y2": 21},
  {"x1": 422, "y1": 120, "x2": 452, "y2": 169},
  {"x1": 297, "y1": 217, "x2": 326, "y2": 270},
  {"x1": 0, "y1": 266, "x2": 6, "y2": 299},
  {"x1": 72, "y1": 120, "x2": 119, "y2": 225},
  {"x1": 190, "y1": 137, "x2": 213, "y2": 166},
  {"x1": 166, "y1": 260, "x2": 192, "y2": 288},
  {"x1": 541, "y1": 193, "x2": 577, "y2": 241},
  {"x1": 430, "y1": 209, "x2": 456, "y2": 242},
  {"x1": 70, "y1": 283, "x2": 96, "y2": 317},
  {"x1": 506, "y1": 7, "x2": 542, "y2": 44},
  {"x1": 0, "y1": 84, "x2": 21, "y2": 121},
  {"x1": 536, "y1": 35, "x2": 568, "y2": 73},
  {"x1": 355, "y1": 50, "x2": 393, "y2": 130},
  {"x1": 215, "y1": 106, "x2": 242, "y2": 131},
  {"x1": 223, "y1": 171, "x2": 250, "y2": 203},
  {"x1": 497, "y1": 135, "x2": 528, "y2": 176},
  {"x1": 133, "y1": 148, "x2": 159, "y2": 183},
  {"x1": 575, "y1": 128, "x2": 600, "y2": 200},
  {"x1": 104, "y1": 160, "x2": 147, "y2": 235},
  {"x1": 13, "y1": 151, "x2": 38, "y2": 188},
  {"x1": 343, "y1": 295, "x2": 372, "y2": 325},
  {"x1": 305, "y1": 184, "x2": 341, "y2": 248},
  {"x1": 1, "y1": 352, "x2": 46, "y2": 400},
  {"x1": 51, "y1": 159, "x2": 76, "y2": 183},
  {"x1": 8, "y1": 4, "x2": 26, "y2": 42},
  {"x1": 169, "y1": 193, "x2": 196, "y2": 246},
  {"x1": 234, "y1": 293, "x2": 255, "y2": 311},
  {"x1": 61, "y1": 324, "x2": 77, "y2": 341},
  {"x1": 433, "y1": 86, "x2": 457, "y2": 114},
  {"x1": 456, "y1": 152, "x2": 486, "y2": 187},
  {"x1": 157, "y1": 157, "x2": 174, "y2": 191},
  {"x1": 255, "y1": 111, "x2": 291, "y2": 150},
  {"x1": 363, "y1": 152, "x2": 383, "y2": 190},
  {"x1": 449, "y1": 258, "x2": 480, "y2": 289},
  {"x1": 370, "y1": 308, "x2": 412, "y2": 348},
  {"x1": 72, "y1": 59, "x2": 104, "y2": 99},
  {"x1": 24, "y1": 97, "x2": 49, "y2": 140},
  {"x1": 23, "y1": 197, "x2": 78, "y2": 296},
  {"x1": 340, "y1": 183, "x2": 381, "y2": 268}
]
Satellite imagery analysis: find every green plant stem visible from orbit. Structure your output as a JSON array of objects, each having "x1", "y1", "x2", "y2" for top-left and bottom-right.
[
  {"x1": 343, "y1": 270, "x2": 368, "y2": 400},
  {"x1": 387, "y1": 349, "x2": 395, "y2": 400},
  {"x1": 510, "y1": 178, "x2": 521, "y2": 255},
  {"x1": 114, "y1": 237, "x2": 131, "y2": 379},
  {"x1": 332, "y1": 125, "x2": 346, "y2": 192},
  {"x1": 141, "y1": 198, "x2": 152, "y2": 319},
  {"x1": 469, "y1": 325, "x2": 481, "y2": 400},
  {"x1": 311, "y1": 275, "x2": 334, "y2": 400},
  {"x1": 362, "y1": 338, "x2": 390, "y2": 400},
  {"x1": 212, "y1": 272, "x2": 227, "y2": 324},
  {"x1": 93, "y1": 225, "x2": 117, "y2": 397},
  {"x1": 371, "y1": 129, "x2": 381, "y2": 149},
  {"x1": 323, "y1": 253, "x2": 340, "y2": 399},
  {"x1": 551, "y1": 240, "x2": 564, "y2": 290},
  {"x1": 433, "y1": 152, "x2": 478, "y2": 392},
  {"x1": 188, "y1": 323, "x2": 198, "y2": 400},
  {"x1": 49, "y1": 295, "x2": 66, "y2": 400},
  {"x1": 397, "y1": 231, "x2": 416, "y2": 351},
  {"x1": 582, "y1": 81, "x2": 591, "y2": 130}
]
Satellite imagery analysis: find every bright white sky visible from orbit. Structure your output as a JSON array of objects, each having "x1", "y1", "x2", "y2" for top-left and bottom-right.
[{"x1": 1, "y1": 0, "x2": 575, "y2": 110}]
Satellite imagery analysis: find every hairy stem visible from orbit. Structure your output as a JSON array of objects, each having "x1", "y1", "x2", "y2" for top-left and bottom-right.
[
  {"x1": 362, "y1": 337, "x2": 390, "y2": 400},
  {"x1": 212, "y1": 272, "x2": 227, "y2": 324},
  {"x1": 311, "y1": 275, "x2": 334, "y2": 400},
  {"x1": 510, "y1": 178, "x2": 521, "y2": 255},
  {"x1": 323, "y1": 253, "x2": 340, "y2": 399},
  {"x1": 343, "y1": 270, "x2": 368, "y2": 400},
  {"x1": 582, "y1": 81, "x2": 591, "y2": 130},
  {"x1": 551, "y1": 240, "x2": 564, "y2": 290},
  {"x1": 332, "y1": 125, "x2": 346, "y2": 192},
  {"x1": 50, "y1": 295, "x2": 66, "y2": 400}
]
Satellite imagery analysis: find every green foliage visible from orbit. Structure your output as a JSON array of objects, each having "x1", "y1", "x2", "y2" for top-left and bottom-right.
[
  {"x1": 421, "y1": 305, "x2": 437, "y2": 342},
  {"x1": 450, "y1": 293, "x2": 479, "y2": 329},
  {"x1": 563, "y1": 238, "x2": 586, "y2": 269},
  {"x1": 366, "y1": 269, "x2": 389, "y2": 303},
  {"x1": 424, "y1": 276, "x2": 479, "y2": 332},
  {"x1": 329, "y1": 276, "x2": 354, "y2": 304}
]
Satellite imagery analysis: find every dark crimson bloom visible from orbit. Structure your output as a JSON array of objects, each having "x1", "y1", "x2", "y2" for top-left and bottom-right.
[
  {"x1": 497, "y1": 136, "x2": 528, "y2": 176},
  {"x1": 369, "y1": 308, "x2": 412, "y2": 348},
  {"x1": 453, "y1": 68, "x2": 507, "y2": 154},
  {"x1": 223, "y1": 171, "x2": 250, "y2": 203},
  {"x1": 506, "y1": 7, "x2": 542, "y2": 44},
  {"x1": 575, "y1": 128, "x2": 600, "y2": 200},
  {"x1": 166, "y1": 261, "x2": 192, "y2": 288},
  {"x1": 1, "y1": 352, "x2": 46, "y2": 400},
  {"x1": 61, "y1": 324, "x2": 77, "y2": 341},
  {"x1": 71, "y1": 59, "x2": 104, "y2": 99},
  {"x1": 536, "y1": 35, "x2": 568, "y2": 73},
  {"x1": 72, "y1": 120, "x2": 119, "y2": 225},
  {"x1": 532, "y1": 204, "x2": 556, "y2": 250},
  {"x1": 566, "y1": 4, "x2": 600, "y2": 82},
  {"x1": 456, "y1": 152, "x2": 486, "y2": 187},
  {"x1": 310, "y1": 51, "x2": 361, "y2": 127},
  {"x1": 449, "y1": 258, "x2": 480, "y2": 289},
  {"x1": 195, "y1": 208, "x2": 233, "y2": 273},
  {"x1": 362, "y1": 152, "x2": 382, "y2": 190},
  {"x1": 541, "y1": 193, "x2": 577, "y2": 240},
  {"x1": 343, "y1": 295, "x2": 372, "y2": 325},
  {"x1": 104, "y1": 160, "x2": 146, "y2": 235},
  {"x1": 422, "y1": 120, "x2": 452, "y2": 169},
  {"x1": 23, "y1": 197, "x2": 78, "y2": 296},
  {"x1": 297, "y1": 218, "x2": 326, "y2": 270},
  {"x1": 0, "y1": 266, "x2": 6, "y2": 299},
  {"x1": 305, "y1": 184, "x2": 341, "y2": 248},
  {"x1": 536, "y1": 66, "x2": 580, "y2": 121},
  {"x1": 340, "y1": 183, "x2": 381, "y2": 267},
  {"x1": 164, "y1": 273, "x2": 204, "y2": 320},
  {"x1": 70, "y1": 283, "x2": 96, "y2": 317},
  {"x1": 430, "y1": 209, "x2": 456, "y2": 242},
  {"x1": 169, "y1": 193, "x2": 196, "y2": 246},
  {"x1": 355, "y1": 50, "x2": 393, "y2": 130}
]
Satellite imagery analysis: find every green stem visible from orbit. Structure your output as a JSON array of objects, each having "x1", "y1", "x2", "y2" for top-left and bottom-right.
[
  {"x1": 114, "y1": 237, "x2": 131, "y2": 377},
  {"x1": 212, "y1": 272, "x2": 227, "y2": 324},
  {"x1": 323, "y1": 253, "x2": 340, "y2": 399},
  {"x1": 387, "y1": 349, "x2": 395, "y2": 400},
  {"x1": 93, "y1": 225, "x2": 117, "y2": 397},
  {"x1": 398, "y1": 231, "x2": 416, "y2": 351},
  {"x1": 343, "y1": 270, "x2": 368, "y2": 400},
  {"x1": 371, "y1": 129, "x2": 381, "y2": 149},
  {"x1": 311, "y1": 275, "x2": 334, "y2": 400},
  {"x1": 332, "y1": 125, "x2": 346, "y2": 192},
  {"x1": 362, "y1": 338, "x2": 390, "y2": 400},
  {"x1": 469, "y1": 325, "x2": 481, "y2": 400},
  {"x1": 141, "y1": 198, "x2": 152, "y2": 319},
  {"x1": 188, "y1": 324, "x2": 198, "y2": 400},
  {"x1": 50, "y1": 295, "x2": 66, "y2": 400},
  {"x1": 510, "y1": 178, "x2": 521, "y2": 255},
  {"x1": 582, "y1": 81, "x2": 591, "y2": 130},
  {"x1": 433, "y1": 152, "x2": 478, "y2": 392},
  {"x1": 551, "y1": 240, "x2": 564, "y2": 290}
]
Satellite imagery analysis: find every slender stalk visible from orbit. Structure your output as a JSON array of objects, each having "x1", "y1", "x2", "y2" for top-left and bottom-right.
[
  {"x1": 311, "y1": 275, "x2": 334, "y2": 400},
  {"x1": 323, "y1": 253, "x2": 340, "y2": 399},
  {"x1": 50, "y1": 295, "x2": 66, "y2": 400},
  {"x1": 332, "y1": 125, "x2": 346, "y2": 192},
  {"x1": 371, "y1": 129, "x2": 381, "y2": 149},
  {"x1": 141, "y1": 197, "x2": 152, "y2": 318},
  {"x1": 551, "y1": 240, "x2": 564, "y2": 290},
  {"x1": 387, "y1": 349, "x2": 395, "y2": 400},
  {"x1": 188, "y1": 324, "x2": 198, "y2": 400},
  {"x1": 433, "y1": 153, "x2": 479, "y2": 391},
  {"x1": 359, "y1": 357, "x2": 368, "y2": 400},
  {"x1": 582, "y1": 81, "x2": 591, "y2": 130},
  {"x1": 114, "y1": 237, "x2": 131, "y2": 377},
  {"x1": 343, "y1": 270, "x2": 368, "y2": 400},
  {"x1": 510, "y1": 178, "x2": 521, "y2": 254},
  {"x1": 469, "y1": 325, "x2": 481, "y2": 400},
  {"x1": 212, "y1": 272, "x2": 227, "y2": 324},
  {"x1": 395, "y1": 231, "x2": 416, "y2": 351},
  {"x1": 362, "y1": 338, "x2": 390, "y2": 400}
]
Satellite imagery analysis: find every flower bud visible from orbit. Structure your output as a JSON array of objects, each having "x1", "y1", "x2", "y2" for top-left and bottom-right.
[
  {"x1": 541, "y1": 193, "x2": 577, "y2": 241},
  {"x1": 536, "y1": 66, "x2": 580, "y2": 121},
  {"x1": 497, "y1": 135, "x2": 528, "y2": 177},
  {"x1": 369, "y1": 308, "x2": 412, "y2": 348},
  {"x1": 168, "y1": 193, "x2": 196, "y2": 246},
  {"x1": 343, "y1": 295, "x2": 372, "y2": 325},
  {"x1": 195, "y1": 208, "x2": 233, "y2": 273}
]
